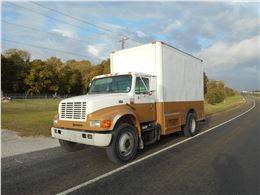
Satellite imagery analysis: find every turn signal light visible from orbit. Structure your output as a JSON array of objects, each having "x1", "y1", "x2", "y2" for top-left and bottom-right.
[{"x1": 101, "y1": 120, "x2": 112, "y2": 128}]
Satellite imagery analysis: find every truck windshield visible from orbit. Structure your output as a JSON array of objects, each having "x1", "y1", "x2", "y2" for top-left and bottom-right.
[{"x1": 88, "y1": 75, "x2": 132, "y2": 94}]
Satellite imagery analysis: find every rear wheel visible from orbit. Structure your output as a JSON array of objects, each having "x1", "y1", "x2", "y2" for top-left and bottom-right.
[
  {"x1": 106, "y1": 123, "x2": 138, "y2": 164},
  {"x1": 183, "y1": 113, "x2": 198, "y2": 137},
  {"x1": 59, "y1": 140, "x2": 86, "y2": 152}
]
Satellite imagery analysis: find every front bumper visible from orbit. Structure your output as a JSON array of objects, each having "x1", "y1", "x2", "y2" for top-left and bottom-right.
[{"x1": 51, "y1": 127, "x2": 112, "y2": 147}]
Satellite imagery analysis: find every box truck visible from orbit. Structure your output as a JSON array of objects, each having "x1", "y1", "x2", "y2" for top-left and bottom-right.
[{"x1": 51, "y1": 41, "x2": 205, "y2": 164}]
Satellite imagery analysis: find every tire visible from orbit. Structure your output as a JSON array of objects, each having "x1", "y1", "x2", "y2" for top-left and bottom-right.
[
  {"x1": 183, "y1": 113, "x2": 198, "y2": 137},
  {"x1": 106, "y1": 123, "x2": 138, "y2": 164},
  {"x1": 59, "y1": 139, "x2": 86, "y2": 152}
]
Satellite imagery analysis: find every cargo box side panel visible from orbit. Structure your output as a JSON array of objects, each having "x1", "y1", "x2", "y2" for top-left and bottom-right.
[
  {"x1": 159, "y1": 44, "x2": 204, "y2": 134},
  {"x1": 110, "y1": 44, "x2": 157, "y2": 75},
  {"x1": 162, "y1": 44, "x2": 203, "y2": 102}
]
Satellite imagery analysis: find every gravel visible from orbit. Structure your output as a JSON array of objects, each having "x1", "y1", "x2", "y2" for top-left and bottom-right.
[{"x1": 1, "y1": 129, "x2": 59, "y2": 158}]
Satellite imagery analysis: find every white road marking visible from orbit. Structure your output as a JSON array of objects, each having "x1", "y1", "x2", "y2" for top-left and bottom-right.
[
  {"x1": 58, "y1": 99, "x2": 256, "y2": 195},
  {"x1": 14, "y1": 159, "x2": 23, "y2": 164}
]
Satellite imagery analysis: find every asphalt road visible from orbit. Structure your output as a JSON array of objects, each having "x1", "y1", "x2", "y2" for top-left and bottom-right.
[{"x1": 2, "y1": 96, "x2": 259, "y2": 195}]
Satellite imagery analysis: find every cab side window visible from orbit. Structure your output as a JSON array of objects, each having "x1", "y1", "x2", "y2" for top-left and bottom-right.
[{"x1": 135, "y1": 77, "x2": 149, "y2": 94}]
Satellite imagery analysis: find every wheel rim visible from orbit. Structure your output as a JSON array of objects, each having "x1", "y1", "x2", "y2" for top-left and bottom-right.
[
  {"x1": 191, "y1": 118, "x2": 196, "y2": 133},
  {"x1": 118, "y1": 132, "x2": 134, "y2": 157}
]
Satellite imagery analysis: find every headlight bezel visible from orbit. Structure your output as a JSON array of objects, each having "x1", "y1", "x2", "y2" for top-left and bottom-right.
[
  {"x1": 90, "y1": 120, "x2": 112, "y2": 128},
  {"x1": 90, "y1": 120, "x2": 101, "y2": 127}
]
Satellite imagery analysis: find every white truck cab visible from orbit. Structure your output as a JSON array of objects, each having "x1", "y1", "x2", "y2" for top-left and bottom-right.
[
  {"x1": 51, "y1": 41, "x2": 205, "y2": 164},
  {"x1": 52, "y1": 72, "x2": 155, "y2": 145}
]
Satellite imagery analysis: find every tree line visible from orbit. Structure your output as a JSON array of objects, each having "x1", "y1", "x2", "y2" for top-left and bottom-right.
[
  {"x1": 204, "y1": 76, "x2": 237, "y2": 105},
  {"x1": 1, "y1": 48, "x2": 109, "y2": 95},
  {"x1": 1, "y1": 48, "x2": 236, "y2": 104}
]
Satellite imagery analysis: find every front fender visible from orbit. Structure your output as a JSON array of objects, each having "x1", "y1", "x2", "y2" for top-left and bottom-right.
[
  {"x1": 87, "y1": 104, "x2": 141, "y2": 134},
  {"x1": 111, "y1": 110, "x2": 141, "y2": 135}
]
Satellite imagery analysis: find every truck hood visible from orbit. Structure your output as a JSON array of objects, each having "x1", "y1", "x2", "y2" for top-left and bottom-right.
[{"x1": 59, "y1": 93, "x2": 130, "y2": 116}]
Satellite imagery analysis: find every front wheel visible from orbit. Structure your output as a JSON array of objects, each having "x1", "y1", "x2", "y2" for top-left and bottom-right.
[
  {"x1": 183, "y1": 113, "x2": 198, "y2": 137},
  {"x1": 106, "y1": 123, "x2": 138, "y2": 164}
]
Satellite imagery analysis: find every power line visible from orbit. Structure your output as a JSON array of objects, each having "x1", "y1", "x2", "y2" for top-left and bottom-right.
[
  {"x1": 2, "y1": 20, "x2": 93, "y2": 45},
  {"x1": 30, "y1": 2, "x2": 145, "y2": 45},
  {"x1": 31, "y1": 2, "x2": 143, "y2": 44},
  {"x1": 5, "y1": 2, "x2": 103, "y2": 36},
  {"x1": 2, "y1": 38, "x2": 96, "y2": 59},
  {"x1": 5, "y1": 2, "x2": 138, "y2": 47},
  {"x1": 3, "y1": 2, "x2": 147, "y2": 60},
  {"x1": 32, "y1": 2, "x2": 115, "y2": 34}
]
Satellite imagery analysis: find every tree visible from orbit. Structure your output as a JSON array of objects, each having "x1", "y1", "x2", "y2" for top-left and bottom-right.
[
  {"x1": 205, "y1": 80, "x2": 225, "y2": 104},
  {"x1": 25, "y1": 59, "x2": 59, "y2": 95},
  {"x1": 69, "y1": 70, "x2": 83, "y2": 94},
  {"x1": 1, "y1": 55, "x2": 15, "y2": 93},
  {"x1": 3, "y1": 48, "x2": 30, "y2": 62},
  {"x1": 46, "y1": 57, "x2": 63, "y2": 71},
  {"x1": 66, "y1": 59, "x2": 93, "y2": 91},
  {"x1": 100, "y1": 59, "x2": 110, "y2": 74},
  {"x1": 1, "y1": 49, "x2": 30, "y2": 94},
  {"x1": 225, "y1": 87, "x2": 236, "y2": 97},
  {"x1": 203, "y1": 72, "x2": 208, "y2": 95},
  {"x1": 58, "y1": 66, "x2": 83, "y2": 95}
]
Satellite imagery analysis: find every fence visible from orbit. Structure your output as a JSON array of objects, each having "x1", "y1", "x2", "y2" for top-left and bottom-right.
[{"x1": 2, "y1": 93, "x2": 78, "y2": 100}]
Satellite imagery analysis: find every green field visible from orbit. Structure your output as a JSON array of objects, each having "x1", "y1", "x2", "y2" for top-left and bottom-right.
[
  {"x1": 2, "y1": 95, "x2": 245, "y2": 137},
  {"x1": 205, "y1": 95, "x2": 245, "y2": 115},
  {"x1": 1, "y1": 99, "x2": 60, "y2": 137}
]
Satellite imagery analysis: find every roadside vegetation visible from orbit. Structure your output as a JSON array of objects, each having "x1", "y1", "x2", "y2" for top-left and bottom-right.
[
  {"x1": 2, "y1": 99, "x2": 60, "y2": 137},
  {"x1": 1, "y1": 48, "x2": 110, "y2": 96},
  {"x1": 2, "y1": 95, "x2": 245, "y2": 137},
  {"x1": 1, "y1": 48, "x2": 246, "y2": 137},
  {"x1": 203, "y1": 78, "x2": 246, "y2": 115},
  {"x1": 205, "y1": 95, "x2": 245, "y2": 115}
]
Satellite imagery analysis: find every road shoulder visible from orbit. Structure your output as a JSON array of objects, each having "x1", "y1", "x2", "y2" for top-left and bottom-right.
[{"x1": 1, "y1": 129, "x2": 59, "y2": 158}]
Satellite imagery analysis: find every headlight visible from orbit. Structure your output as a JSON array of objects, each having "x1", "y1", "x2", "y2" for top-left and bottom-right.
[
  {"x1": 90, "y1": 120, "x2": 101, "y2": 127},
  {"x1": 53, "y1": 115, "x2": 58, "y2": 125},
  {"x1": 90, "y1": 120, "x2": 112, "y2": 128}
]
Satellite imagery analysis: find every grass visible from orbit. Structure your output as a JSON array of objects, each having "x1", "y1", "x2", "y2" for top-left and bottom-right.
[
  {"x1": 1, "y1": 95, "x2": 245, "y2": 137},
  {"x1": 1, "y1": 99, "x2": 60, "y2": 137},
  {"x1": 205, "y1": 95, "x2": 245, "y2": 116}
]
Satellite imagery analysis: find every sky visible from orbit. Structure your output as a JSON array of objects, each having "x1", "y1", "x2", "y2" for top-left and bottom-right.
[{"x1": 1, "y1": 1, "x2": 259, "y2": 91}]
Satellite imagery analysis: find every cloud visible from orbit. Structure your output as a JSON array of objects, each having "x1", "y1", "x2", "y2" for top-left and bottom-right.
[
  {"x1": 197, "y1": 35, "x2": 259, "y2": 90},
  {"x1": 162, "y1": 20, "x2": 182, "y2": 33},
  {"x1": 86, "y1": 44, "x2": 108, "y2": 60},
  {"x1": 52, "y1": 28, "x2": 75, "y2": 38},
  {"x1": 197, "y1": 35, "x2": 259, "y2": 69},
  {"x1": 86, "y1": 45, "x2": 99, "y2": 57},
  {"x1": 231, "y1": 18, "x2": 259, "y2": 35},
  {"x1": 2, "y1": 1, "x2": 259, "y2": 90},
  {"x1": 136, "y1": 30, "x2": 146, "y2": 38}
]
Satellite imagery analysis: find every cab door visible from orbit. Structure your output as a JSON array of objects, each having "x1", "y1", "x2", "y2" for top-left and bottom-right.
[{"x1": 133, "y1": 76, "x2": 156, "y2": 122}]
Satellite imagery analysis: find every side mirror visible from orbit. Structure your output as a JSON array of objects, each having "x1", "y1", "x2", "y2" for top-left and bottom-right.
[{"x1": 148, "y1": 90, "x2": 155, "y2": 95}]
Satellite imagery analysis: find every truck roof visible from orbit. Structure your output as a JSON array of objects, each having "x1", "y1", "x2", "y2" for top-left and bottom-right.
[
  {"x1": 158, "y1": 41, "x2": 203, "y2": 62},
  {"x1": 111, "y1": 41, "x2": 203, "y2": 62}
]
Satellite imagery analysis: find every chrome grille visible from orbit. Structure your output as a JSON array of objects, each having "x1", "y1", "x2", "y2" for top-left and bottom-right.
[{"x1": 60, "y1": 102, "x2": 86, "y2": 120}]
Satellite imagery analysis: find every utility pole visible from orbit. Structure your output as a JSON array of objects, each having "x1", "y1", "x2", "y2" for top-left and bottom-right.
[{"x1": 119, "y1": 36, "x2": 129, "y2": 49}]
